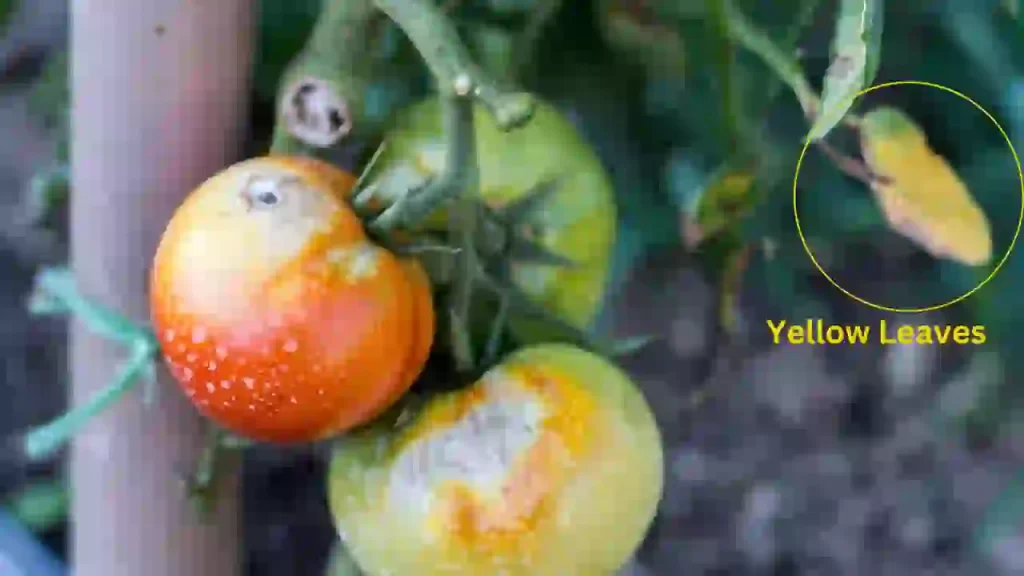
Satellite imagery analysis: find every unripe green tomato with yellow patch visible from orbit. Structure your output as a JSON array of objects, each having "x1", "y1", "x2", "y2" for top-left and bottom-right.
[
  {"x1": 326, "y1": 343, "x2": 663, "y2": 576},
  {"x1": 359, "y1": 98, "x2": 617, "y2": 341}
]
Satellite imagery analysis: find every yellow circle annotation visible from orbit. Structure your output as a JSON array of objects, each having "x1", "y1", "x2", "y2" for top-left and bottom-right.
[{"x1": 792, "y1": 80, "x2": 1024, "y2": 314}]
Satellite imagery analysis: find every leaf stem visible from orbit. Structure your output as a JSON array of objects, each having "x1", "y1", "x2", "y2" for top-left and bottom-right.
[
  {"x1": 483, "y1": 292, "x2": 510, "y2": 366},
  {"x1": 187, "y1": 424, "x2": 232, "y2": 519},
  {"x1": 369, "y1": 96, "x2": 477, "y2": 233},
  {"x1": 816, "y1": 139, "x2": 890, "y2": 186},
  {"x1": 723, "y1": 0, "x2": 820, "y2": 118},
  {"x1": 270, "y1": 0, "x2": 379, "y2": 152},
  {"x1": 372, "y1": 0, "x2": 535, "y2": 128},
  {"x1": 445, "y1": 99, "x2": 480, "y2": 373}
]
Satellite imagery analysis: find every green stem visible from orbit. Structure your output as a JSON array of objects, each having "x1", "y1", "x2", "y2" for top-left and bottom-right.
[
  {"x1": 270, "y1": 0, "x2": 379, "y2": 153},
  {"x1": 511, "y1": 0, "x2": 564, "y2": 78},
  {"x1": 483, "y1": 292, "x2": 509, "y2": 366},
  {"x1": 372, "y1": 0, "x2": 535, "y2": 128},
  {"x1": 723, "y1": 0, "x2": 820, "y2": 118},
  {"x1": 448, "y1": 99, "x2": 480, "y2": 372},
  {"x1": 475, "y1": 269, "x2": 615, "y2": 357},
  {"x1": 759, "y1": 0, "x2": 821, "y2": 114},
  {"x1": 187, "y1": 424, "x2": 230, "y2": 519},
  {"x1": 22, "y1": 340, "x2": 155, "y2": 460},
  {"x1": 367, "y1": 97, "x2": 482, "y2": 370},
  {"x1": 369, "y1": 96, "x2": 476, "y2": 232},
  {"x1": 706, "y1": 0, "x2": 745, "y2": 154}
]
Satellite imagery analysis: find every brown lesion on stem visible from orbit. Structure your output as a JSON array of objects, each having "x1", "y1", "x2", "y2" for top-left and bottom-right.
[
  {"x1": 815, "y1": 138, "x2": 891, "y2": 188},
  {"x1": 280, "y1": 77, "x2": 353, "y2": 148}
]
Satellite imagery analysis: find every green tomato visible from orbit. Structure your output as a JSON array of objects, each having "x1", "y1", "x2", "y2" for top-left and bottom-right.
[
  {"x1": 360, "y1": 98, "x2": 617, "y2": 341},
  {"x1": 326, "y1": 343, "x2": 663, "y2": 576}
]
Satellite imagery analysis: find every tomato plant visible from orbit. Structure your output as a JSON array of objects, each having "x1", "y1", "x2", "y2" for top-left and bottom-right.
[
  {"x1": 359, "y1": 97, "x2": 617, "y2": 340},
  {"x1": 326, "y1": 343, "x2": 663, "y2": 576},
  {"x1": 149, "y1": 156, "x2": 435, "y2": 443}
]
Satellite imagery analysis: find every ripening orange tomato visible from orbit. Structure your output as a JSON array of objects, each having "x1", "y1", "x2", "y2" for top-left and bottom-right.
[
  {"x1": 327, "y1": 343, "x2": 664, "y2": 576},
  {"x1": 150, "y1": 156, "x2": 434, "y2": 443}
]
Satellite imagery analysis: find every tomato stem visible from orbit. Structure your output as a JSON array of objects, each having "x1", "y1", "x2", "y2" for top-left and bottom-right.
[
  {"x1": 270, "y1": 0, "x2": 536, "y2": 155},
  {"x1": 444, "y1": 98, "x2": 480, "y2": 373},
  {"x1": 186, "y1": 425, "x2": 237, "y2": 520},
  {"x1": 269, "y1": 0, "x2": 379, "y2": 153},
  {"x1": 474, "y1": 268, "x2": 645, "y2": 359},
  {"x1": 373, "y1": 0, "x2": 535, "y2": 127},
  {"x1": 483, "y1": 292, "x2": 510, "y2": 366},
  {"x1": 368, "y1": 97, "x2": 478, "y2": 232}
]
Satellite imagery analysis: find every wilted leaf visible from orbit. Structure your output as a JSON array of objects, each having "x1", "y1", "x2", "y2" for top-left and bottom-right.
[
  {"x1": 860, "y1": 106, "x2": 993, "y2": 267},
  {"x1": 807, "y1": 0, "x2": 884, "y2": 141},
  {"x1": 680, "y1": 163, "x2": 757, "y2": 248}
]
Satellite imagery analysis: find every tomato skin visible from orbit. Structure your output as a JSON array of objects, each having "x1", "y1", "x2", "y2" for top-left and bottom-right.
[
  {"x1": 362, "y1": 98, "x2": 617, "y2": 339},
  {"x1": 150, "y1": 156, "x2": 434, "y2": 443},
  {"x1": 327, "y1": 343, "x2": 663, "y2": 576}
]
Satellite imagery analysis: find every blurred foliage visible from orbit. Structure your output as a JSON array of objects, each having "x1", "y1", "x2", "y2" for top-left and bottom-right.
[
  {"x1": 5, "y1": 478, "x2": 67, "y2": 534},
  {"x1": 11, "y1": 0, "x2": 1024, "y2": 555},
  {"x1": 0, "y1": 0, "x2": 12, "y2": 35},
  {"x1": 324, "y1": 542, "x2": 364, "y2": 576}
]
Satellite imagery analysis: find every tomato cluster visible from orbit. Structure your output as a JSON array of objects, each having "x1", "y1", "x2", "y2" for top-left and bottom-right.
[
  {"x1": 361, "y1": 98, "x2": 617, "y2": 339},
  {"x1": 149, "y1": 99, "x2": 663, "y2": 575}
]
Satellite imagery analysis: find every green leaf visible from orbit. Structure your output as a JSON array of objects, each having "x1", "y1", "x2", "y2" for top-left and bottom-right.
[
  {"x1": 723, "y1": 0, "x2": 818, "y2": 117},
  {"x1": 807, "y1": 0, "x2": 884, "y2": 141},
  {"x1": 6, "y1": 478, "x2": 68, "y2": 533}
]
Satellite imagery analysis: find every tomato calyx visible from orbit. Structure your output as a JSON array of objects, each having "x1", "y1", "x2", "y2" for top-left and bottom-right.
[
  {"x1": 358, "y1": 174, "x2": 578, "y2": 270},
  {"x1": 481, "y1": 176, "x2": 578, "y2": 269}
]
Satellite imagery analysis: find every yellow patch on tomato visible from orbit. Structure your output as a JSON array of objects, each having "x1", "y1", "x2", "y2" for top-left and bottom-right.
[{"x1": 388, "y1": 361, "x2": 600, "y2": 562}]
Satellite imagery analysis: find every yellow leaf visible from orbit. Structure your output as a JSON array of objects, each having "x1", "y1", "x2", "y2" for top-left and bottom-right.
[{"x1": 859, "y1": 107, "x2": 993, "y2": 267}]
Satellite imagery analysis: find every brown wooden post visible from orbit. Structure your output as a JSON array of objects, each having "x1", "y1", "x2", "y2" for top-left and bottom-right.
[{"x1": 69, "y1": 2, "x2": 253, "y2": 574}]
